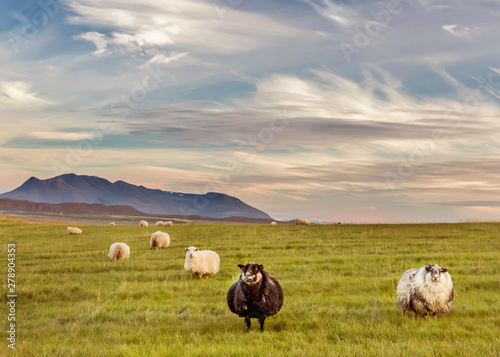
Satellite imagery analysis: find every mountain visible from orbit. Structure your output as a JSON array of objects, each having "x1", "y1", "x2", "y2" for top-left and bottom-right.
[{"x1": 0, "y1": 174, "x2": 273, "y2": 219}]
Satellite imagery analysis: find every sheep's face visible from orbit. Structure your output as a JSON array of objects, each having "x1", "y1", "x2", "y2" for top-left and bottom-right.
[
  {"x1": 185, "y1": 247, "x2": 198, "y2": 258},
  {"x1": 238, "y1": 263, "x2": 263, "y2": 285},
  {"x1": 425, "y1": 264, "x2": 448, "y2": 282}
]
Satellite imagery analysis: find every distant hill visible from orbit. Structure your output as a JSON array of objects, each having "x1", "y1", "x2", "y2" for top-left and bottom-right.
[
  {"x1": 0, "y1": 198, "x2": 277, "y2": 223},
  {"x1": 0, "y1": 197, "x2": 144, "y2": 216},
  {"x1": 0, "y1": 174, "x2": 273, "y2": 220}
]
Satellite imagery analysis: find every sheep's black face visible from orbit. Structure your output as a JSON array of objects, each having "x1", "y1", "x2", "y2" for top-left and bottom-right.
[
  {"x1": 238, "y1": 263, "x2": 263, "y2": 285},
  {"x1": 425, "y1": 264, "x2": 448, "y2": 282}
]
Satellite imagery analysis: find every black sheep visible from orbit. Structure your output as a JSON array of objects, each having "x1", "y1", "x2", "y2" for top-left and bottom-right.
[{"x1": 227, "y1": 262, "x2": 284, "y2": 332}]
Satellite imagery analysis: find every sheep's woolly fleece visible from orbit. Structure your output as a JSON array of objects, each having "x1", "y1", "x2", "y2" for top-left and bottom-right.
[
  {"x1": 397, "y1": 264, "x2": 454, "y2": 318},
  {"x1": 150, "y1": 231, "x2": 170, "y2": 249},
  {"x1": 184, "y1": 247, "x2": 220, "y2": 277},
  {"x1": 108, "y1": 243, "x2": 130, "y2": 260},
  {"x1": 67, "y1": 227, "x2": 82, "y2": 234}
]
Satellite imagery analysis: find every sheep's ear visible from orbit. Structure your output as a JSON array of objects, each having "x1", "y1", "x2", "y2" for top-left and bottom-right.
[
  {"x1": 425, "y1": 264, "x2": 432, "y2": 271},
  {"x1": 195, "y1": 248, "x2": 198, "y2": 251},
  {"x1": 441, "y1": 267, "x2": 448, "y2": 272},
  {"x1": 238, "y1": 264, "x2": 245, "y2": 271},
  {"x1": 258, "y1": 265, "x2": 264, "y2": 270},
  {"x1": 185, "y1": 248, "x2": 189, "y2": 251}
]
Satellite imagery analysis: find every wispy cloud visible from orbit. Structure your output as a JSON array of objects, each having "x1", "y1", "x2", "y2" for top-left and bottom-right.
[
  {"x1": 67, "y1": 0, "x2": 301, "y2": 55},
  {"x1": 140, "y1": 52, "x2": 188, "y2": 68},
  {"x1": 0, "y1": 81, "x2": 54, "y2": 107},
  {"x1": 73, "y1": 31, "x2": 110, "y2": 56},
  {"x1": 29, "y1": 132, "x2": 99, "y2": 141},
  {"x1": 442, "y1": 24, "x2": 477, "y2": 40}
]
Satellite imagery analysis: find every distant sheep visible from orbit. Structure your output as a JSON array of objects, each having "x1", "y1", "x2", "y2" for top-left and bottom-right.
[
  {"x1": 271, "y1": 221, "x2": 277, "y2": 225},
  {"x1": 155, "y1": 221, "x2": 164, "y2": 227},
  {"x1": 140, "y1": 220, "x2": 148, "y2": 228},
  {"x1": 108, "y1": 243, "x2": 130, "y2": 260},
  {"x1": 397, "y1": 264, "x2": 454, "y2": 319},
  {"x1": 295, "y1": 218, "x2": 311, "y2": 225},
  {"x1": 150, "y1": 231, "x2": 170, "y2": 249},
  {"x1": 184, "y1": 247, "x2": 219, "y2": 277},
  {"x1": 109, "y1": 222, "x2": 116, "y2": 226},
  {"x1": 227, "y1": 262, "x2": 284, "y2": 332},
  {"x1": 164, "y1": 221, "x2": 173, "y2": 227},
  {"x1": 67, "y1": 227, "x2": 82, "y2": 234}
]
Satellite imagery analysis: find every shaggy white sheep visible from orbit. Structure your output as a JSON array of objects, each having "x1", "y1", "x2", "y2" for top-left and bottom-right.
[
  {"x1": 67, "y1": 227, "x2": 82, "y2": 234},
  {"x1": 150, "y1": 231, "x2": 170, "y2": 249},
  {"x1": 164, "y1": 221, "x2": 173, "y2": 227},
  {"x1": 140, "y1": 220, "x2": 149, "y2": 227},
  {"x1": 155, "y1": 221, "x2": 164, "y2": 227},
  {"x1": 271, "y1": 221, "x2": 277, "y2": 225},
  {"x1": 397, "y1": 264, "x2": 454, "y2": 319},
  {"x1": 109, "y1": 222, "x2": 116, "y2": 226},
  {"x1": 184, "y1": 247, "x2": 220, "y2": 277},
  {"x1": 295, "y1": 218, "x2": 311, "y2": 225},
  {"x1": 108, "y1": 243, "x2": 130, "y2": 260}
]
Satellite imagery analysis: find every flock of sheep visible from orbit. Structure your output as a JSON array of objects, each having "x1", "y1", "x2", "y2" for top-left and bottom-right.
[{"x1": 66, "y1": 221, "x2": 454, "y2": 331}]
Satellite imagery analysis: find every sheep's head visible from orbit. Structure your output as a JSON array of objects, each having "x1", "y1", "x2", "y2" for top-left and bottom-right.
[
  {"x1": 425, "y1": 264, "x2": 448, "y2": 282},
  {"x1": 238, "y1": 262, "x2": 263, "y2": 285},
  {"x1": 185, "y1": 247, "x2": 199, "y2": 258}
]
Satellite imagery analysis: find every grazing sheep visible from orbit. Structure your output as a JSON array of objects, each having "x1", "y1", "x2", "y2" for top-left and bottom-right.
[
  {"x1": 397, "y1": 264, "x2": 454, "y2": 319},
  {"x1": 271, "y1": 221, "x2": 277, "y2": 225},
  {"x1": 150, "y1": 231, "x2": 170, "y2": 249},
  {"x1": 108, "y1": 243, "x2": 130, "y2": 260},
  {"x1": 155, "y1": 221, "x2": 164, "y2": 227},
  {"x1": 67, "y1": 227, "x2": 82, "y2": 234},
  {"x1": 109, "y1": 222, "x2": 116, "y2": 226},
  {"x1": 295, "y1": 218, "x2": 311, "y2": 225},
  {"x1": 184, "y1": 247, "x2": 219, "y2": 277},
  {"x1": 164, "y1": 221, "x2": 173, "y2": 227},
  {"x1": 227, "y1": 262, "x2": 284, "y2": 332},
  {"x1": 140, "y1": 220, "x2": 148, "y2": 228}
]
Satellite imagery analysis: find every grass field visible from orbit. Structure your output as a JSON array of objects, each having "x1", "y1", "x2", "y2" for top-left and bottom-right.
[{"x1": 1, "y1": 215, "x2": 499, "y2": 356}]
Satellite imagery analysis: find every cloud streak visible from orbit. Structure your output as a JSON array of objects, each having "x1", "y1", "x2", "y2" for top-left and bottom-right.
[{"x1": 0, "y1": 81, "x2": 54, "y2": 107}]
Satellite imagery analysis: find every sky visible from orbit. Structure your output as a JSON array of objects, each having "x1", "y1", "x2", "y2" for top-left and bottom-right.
[{"x1": 0, "y1": 0, "x2": 500, "y2": 223}]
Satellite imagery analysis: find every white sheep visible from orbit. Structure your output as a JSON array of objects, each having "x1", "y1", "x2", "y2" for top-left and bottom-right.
[
  {"x1": 184, "y1": 247, "x2": 220, "y2": 277},
  {"x1": 397, "y1": 264, "x2": 454, "y2": 319},
  {"x1": 155, "y1": 221, "x2": 164, "y2": 227},
  {"x1": 150, "y1": 231, "x2": 170, "y2": 249},
  {"x1": 140, "y1": 220, "x2": 149, "y2": 228},
  {"x1": 271, "y1": 221, "x2": 277, "y2": 225},
  {"x1": 108, "y1": 243, "x2": 130, "y2": 260},
  {"x1": 295, "y1": 218, "x2": 311, "y2": 225},
  {"x1": 109, "y1": 222, "x2": 116, "y2": 226},
  {"x1": 164, "y1": 221, "x2": 173, "y2": 227},
  {"x1": 67, "y1": 227, "x2": 82, "y2": 234}
]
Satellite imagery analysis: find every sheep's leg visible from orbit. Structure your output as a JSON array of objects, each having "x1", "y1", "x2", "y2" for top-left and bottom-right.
[
  {"x1": 423, "y1": 313, "x2": 428, "y2": 320},
  {"x1": 433, "y1": 313, "x2": 437, "y2": 320},
  {"x1": 259, "y1": 315, "x2": 266, "y2": 332},
  {"x1": 245, "y1": 316, "x2": 251, "y2": 332},
  {"x1": 402, "y1": 310, "x2": 406, "y2": 317}
]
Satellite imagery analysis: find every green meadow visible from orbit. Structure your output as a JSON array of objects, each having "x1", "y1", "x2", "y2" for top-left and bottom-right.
[{"x1": 1, "y1": 215, "x2": 499, "y2": 356}]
